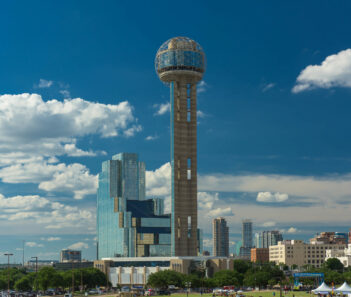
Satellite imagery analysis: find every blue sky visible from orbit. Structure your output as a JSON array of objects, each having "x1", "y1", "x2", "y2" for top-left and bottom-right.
[{"x1": 1, "y1": 0, "x2": 351, "y2": 262}]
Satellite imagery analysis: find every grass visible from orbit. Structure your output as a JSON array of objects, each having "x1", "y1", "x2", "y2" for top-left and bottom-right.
[{"x1": 155, "y1": 292, "x2": 313, "y2": 297}]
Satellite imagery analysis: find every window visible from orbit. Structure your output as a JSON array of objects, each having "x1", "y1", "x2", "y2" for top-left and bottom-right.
[
  {"x1": 187, "y1": 158, "x2": 191, "y2": 180},
  {"x1": 188, "y1": 216, "x2": 191, "y2": 238}
]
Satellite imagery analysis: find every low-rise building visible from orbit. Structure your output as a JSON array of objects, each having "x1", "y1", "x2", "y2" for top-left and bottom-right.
[
  {"x1": 310, "y1": 232, "x2": 347, "y2": 245},
  {"x1": 95, "y1": 256, "x2": 234, "y2": 287},
  {"x1": 269, "y1": 240, "x2": 346, "y2": 268},
  {"x1": 251, "y1": 248, "x2": 269, "y2": 263},
  {"x1": 325, "y1": 244, "x2": 351, "y2": 267},
  {"x1": 60, "y1": 249, "x2": 81, "y2": 262}
]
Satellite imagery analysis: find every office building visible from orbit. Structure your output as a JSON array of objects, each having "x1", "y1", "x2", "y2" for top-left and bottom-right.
[
  {"x1": 212, "y1": 217, "x2": 229, "y2": 257},
  {"x1": 269, "y1": 240, "x2": 346, "y2": 268},
  {"x1": 155, "y1": 37, "x2": 206, "y2": 256},
  {"x1": 60, "y1": 249, "x2": 81, "y2": 262},
  {"x1": 310, "y1": 232, "x2": 347, "y2": 245},
  {"x1": 239, "y1": 219, "x2": 253, "y2": 259},
  {"x1": 256, "y1": 231, "x2": 283, "y2": 248},
  {"x1": 325, "y1": 244, "x2": 351, "y2": 267},
  {"x1": 97, "y1": 153, "x2": 171, "y2": 258},
  {"x1": 95, "y1": 256, "x2": 234, "y2": 286},
  {"x1": 251, "y1": 248, "x2": 269, "y2": 263}
]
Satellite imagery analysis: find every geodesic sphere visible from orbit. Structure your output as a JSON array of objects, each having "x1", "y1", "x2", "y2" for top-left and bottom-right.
[{"x1": 155, "y1": 37, "x2": 206, "y2": 83}]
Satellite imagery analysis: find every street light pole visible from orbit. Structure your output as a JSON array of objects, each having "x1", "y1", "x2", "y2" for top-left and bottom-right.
[
  {"x1": 31, "y1": 256, "x2": 38, "y2": 291},
  {"x1": 4, "y1": 253, "x2": 14, "y2": 294}
]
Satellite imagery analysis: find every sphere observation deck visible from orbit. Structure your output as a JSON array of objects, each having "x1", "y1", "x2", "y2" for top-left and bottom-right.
[{"x1": 155, "y1": 37, "x2": 206, "y2": 83}]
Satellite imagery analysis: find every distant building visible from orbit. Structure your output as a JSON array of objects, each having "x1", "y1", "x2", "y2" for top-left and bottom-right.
[
  {"x1": 95, "y1": 256, "x2": 234, "y2": 286},
  {"x1": 60, "y1": 249, "x2": 81, "y2": 262},
  {"x1": 256, "y1": 231, "x2": 283, "y2": 248},
  {"x1": 310, "y1": 232, "x2": 347, "y2": 245},
  {"x1": 213, "y1": 217, "x2": 229, "y2": 257},
  {"x1": 239, "y1": 219, "x2": 252, "y2": 259},
  {"x1": 325, "y1": 244, "x2": 351, "y2": 267},
  {"x1": 251, "y1": 248, "x2": 269, "y2": 263},
  {"x1": 269, "y1": 240, "x2": 346, "y2": 268},
  {"x1": 97, "y1": 153, "x2": 171, "y2": 258}
]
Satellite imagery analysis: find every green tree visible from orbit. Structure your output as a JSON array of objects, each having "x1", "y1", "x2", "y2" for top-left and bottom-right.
[
  {"x1": 324, "y1": 258, "x2": 344, "y2": 272},
  {"x1": 15, "y1": 275, "x2": 32, "y2": 291},
  {"x1": 213, "y1": 270, "x2": 240, "y2": 287},
  {"x1": 36, "y1": 267, "x2": 62, "y2": 290},
  {"x1": 324, "y1": 270, "x2": 343, "y2": 285},
  {"x1": 233, "y1": 260, "x2": 251, "y2": 274},
  {"x1": 147, "y1": 270, "x2": 184, "y2": 289}
]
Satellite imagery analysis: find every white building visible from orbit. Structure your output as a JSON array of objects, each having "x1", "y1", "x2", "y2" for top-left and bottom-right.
[{"x1": 325, "y1": 244, "x2": 351, "y2": 267}]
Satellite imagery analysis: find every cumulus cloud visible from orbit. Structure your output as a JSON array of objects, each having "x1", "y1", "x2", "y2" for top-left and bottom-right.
[
  {"x1": 41, "y1": 237, "x2": 61, "y2": 241},
  {"x1": 197, "y1": 110, "x2": 207, "y2": 119},
  {"x1": 197, "y1": 81, "x2": 207, "y2": 93},
  {"x1": 59, "y1": 90, "x2": 71, "y2": 98},
  {"x1": 257, "y1": 192, "x2": 288, "y2": 203},
  {"x1": 0, "y1": 160, "x2": 97, "y2": 199},
  {"x1": 37, "y1": 79, "x2": 53, "y2": 88},
  {"x1": 292, "y1": 49, "x2": 351, "y2": 93},
  {"x1": 0, "y1": 194, "x2": 94, "y2": 231},
  {"x1": 208, "y1": 207, "x2": 234, "y2": 217},
  {"x1": 153, "y1": 102, "x2": 170, "y2": 116},
  {"x1": 262, "y1": 221, "x2": 276, "y2": 227},
  {"x1": 145, "y1": 135, "x2": 158, "y2": 141},
  {"x1": 198, "y1": 192, "x2": 219, "y2": 210},
  {"x1": 25, "y1": 242, "x2": 44, "y2": 248},
  {"x1": 68, "y1": 242, "x2": 89, "y2": 249},
  {"x1": 287, "y1": 227, "x2": 298, "y2": 234},
  {"x1": 146, "y1": 163, "x2": 171, "y2": 197}
]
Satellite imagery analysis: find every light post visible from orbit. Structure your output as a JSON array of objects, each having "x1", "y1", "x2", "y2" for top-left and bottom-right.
[
  {"x1": 185, "y1": 282, "x2": 191, "y2": 297},
  {"x1": 4, "y1": 253, "x2": 14, "y2": 294},
  {"x1": 31, "y1": 256, "x2": 38, "y2": 291}
]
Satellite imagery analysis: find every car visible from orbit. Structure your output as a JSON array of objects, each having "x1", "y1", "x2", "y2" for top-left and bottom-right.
[
  {"x1": 88, "y1": 290, "x2": 98, "y2": 295},
  {"x1": 156, "y1": 290, "x2": 171, "y2": 296}
]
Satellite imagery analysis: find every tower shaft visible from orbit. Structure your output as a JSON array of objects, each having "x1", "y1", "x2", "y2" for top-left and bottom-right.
[{"x1": 170, "y1": 81, "x2": 198, "y2": 256}]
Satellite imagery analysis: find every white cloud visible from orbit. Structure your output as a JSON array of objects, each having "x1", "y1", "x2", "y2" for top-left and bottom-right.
[
  {"x1": 59, "y1": 90, "x2": 71, "y2": 98},
  {"x1": 25, "y1": 242, "x2": 44, "y2": 248},
  {"x1": 262, "y1": 221, "x2": 276, "y2": 227},
  {"x1": 197, "y1": 110, "x2": 207, "y2": 118},
  {"x1": 208, "y1": 207, "x2": 234, "y2": 217},
  {"x1": 0, "y1": 193, "x2": 94, "y2": 232},
  {"x1": 257, "y1": 192, "x2": 288, "y2": 203},
  {"x1": 262, "y1": 83, "x2": 275, "y2": 92},
  {"x1": 292, "y1": 49, "x2": 351, "y2": 93},
  {"x1": 145, "y1": 135, "x2": 158, "y2": 141},
  {"x1": 146, "y1": 163, "x2": 171, "y2": 197},
  {"x1": 68, "y1": 242, "x2": 89, "y2": 249},
  {"x1": 41, "y1": 237, "x2": 61, "y2": 241},
  {"x1": 198, "y1": 192, "x2": 219, "y2": 210},
  {"x1": 153, "y1": 102, "x2": 170, "y2": 116},
  {"x1": 37, "y1": 79, "x2": 53, "y2": 88},
  {"x1": 287, "y1": 227, "x2": 298, "y2": 234},
  {"x1": 197, "y1": 81, "x2": 207, "y2": 93},
  {"x1": 0, "y1": 160, "x2": 97, "y2": 199}
]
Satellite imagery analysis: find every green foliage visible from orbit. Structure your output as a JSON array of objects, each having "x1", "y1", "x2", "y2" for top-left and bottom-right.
[
  {"x1": 14, "y1": 275, "x2": 33, "y2": 291},
  {"x1": 213, "y1": 270, "x2": 240, "y2": 287},
  {"x1": 324, "y1": 258, "x2": 344, "y2": 272},
  {"x1": 243, "y1": 271, "x2": 271, "y2": 287},
  {"x1": 147, "y1": 270, "x2": 185, "y2": 289},
  {"x1": 233, "y1": 260, "x2": 251, "y2": 274}
]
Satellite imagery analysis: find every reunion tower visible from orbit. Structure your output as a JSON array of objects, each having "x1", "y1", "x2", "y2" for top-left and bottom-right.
[{"x1": 155, "y1": 37, "x2": 206, "y2": 256}]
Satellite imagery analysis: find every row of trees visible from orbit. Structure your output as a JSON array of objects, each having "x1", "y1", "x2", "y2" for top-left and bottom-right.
[
  {"x1": 147, "y1": 259, "x2": 351, "y2": 289},
  {"x1": 0, "y1": 267, "x2": 108, "y2": 291},
  {"x1": 147, "y1": 260, "x2": 285, "y2": 289}
]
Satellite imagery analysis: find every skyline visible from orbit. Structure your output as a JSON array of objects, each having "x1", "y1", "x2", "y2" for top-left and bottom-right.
[{"x1": 1, "y1": 0, "x2": 351, "y2": 263}]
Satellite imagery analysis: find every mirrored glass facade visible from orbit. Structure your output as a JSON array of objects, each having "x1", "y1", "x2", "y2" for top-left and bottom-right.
[{"x1": 97, "y1": 153, "x2": 171, "y2": 259}]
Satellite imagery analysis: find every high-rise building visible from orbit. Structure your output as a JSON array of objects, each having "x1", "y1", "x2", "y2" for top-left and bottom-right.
[
  {"x1": 97, "y1": 153, "x2": 171, "y2": 258},
  {"x1": 60, "y1": 249, "x2": 81, "y2": 262},
  {"x1": 270, "y1": 240, "x2": 346, "y2": 268},
  {"x1": 239, "y1": 219, "x2": 253, "y2": 259},
  {"x1": 155, "y1": 37, "x2": 206, "y2": 256},
  {"x1": 310, "y1": 232, "x2": 348, "y2": 245},
  {"x1": 256, "y1": 231, "x2": 283, "y2": 248},
  {"x1": 212, "y1": 217, "x2": 229, "y2": 257}
]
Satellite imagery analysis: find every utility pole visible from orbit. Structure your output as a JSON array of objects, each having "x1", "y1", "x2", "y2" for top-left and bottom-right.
[
  {"x1": 22, "y1": 240, "x2": 25, "y2": 268},
  {"x1": 31, "y1": 256, "x2": 38, "y2": 291},
  {"x1": 4, "y1": 253, "x2": 14, "y2": 294}
]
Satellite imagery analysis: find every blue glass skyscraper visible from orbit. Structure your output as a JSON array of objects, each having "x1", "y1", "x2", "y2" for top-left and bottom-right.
[{"x1": 97, "y1": 153, "x2": 171, "y2": 258}]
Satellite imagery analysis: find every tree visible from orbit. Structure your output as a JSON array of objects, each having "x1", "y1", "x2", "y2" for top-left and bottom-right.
[
  {"x1": 36, "y1": 267, "x2": 62, "y2": 290},
  {"x1": 233, "y1": 260, "x2": 251, "y2": 274},
  {"x1": 147, "y1": 270, "x2": 184, "y2": 289},
  {"x1": 324, "y1": 270, "x2": 343, "y2": 285},
  {"x1": 324, "y1": 258, "x2": 344, "y2": 272},
  {"x1": 15, "y1": 276, "x2": 32, "y2": 291},
  {"x1": 243, "y1": 271, "x2": 271, "y2": 288},
  {"x1": 213, "y1": 270, "x2": 240, "y2": 287}
]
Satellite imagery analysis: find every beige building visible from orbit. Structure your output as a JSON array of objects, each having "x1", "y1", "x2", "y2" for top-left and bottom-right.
[
  {"x1": 269, "y1": 240, "x2": 346, "y2": 268},
  {"x1": 95, "y1": 256, "x2": 234, "y2": 287}
]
